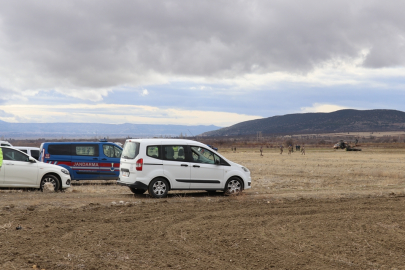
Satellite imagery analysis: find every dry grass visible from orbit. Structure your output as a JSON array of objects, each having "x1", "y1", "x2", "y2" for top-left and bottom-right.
[
  {"x1": 1, "y1": 147, "x2": 405, "y2": 208},
  {"x1": 223, "y1": 147, "x2": 405, "y2": 199}
]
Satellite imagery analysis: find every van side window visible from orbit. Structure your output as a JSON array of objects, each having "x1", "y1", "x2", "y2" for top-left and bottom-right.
[
  {"x1": 73, "y1": 144, "x2": 99, "y2": 156},
  {"x1": 190, "y1": 146, "x2": 220, "y2": 164},
  {"x1": 147, "y1": 146, "x2": 161, "y2": 159},
  {"x1": 163, "y1": 146, "x2": 186, "y2": 161},
  {"x1": 48, "y1": 144, "x2": 71, "y2": 155},
  {"x1": 103, "y1": 145, "x2": 114, "y2": 157},
  {"x1": 31, "y1": 150, "x2": 40, "y2": 160},
  {"x1": 114, "y1": 146, "x2": 122, "y2": 158}
]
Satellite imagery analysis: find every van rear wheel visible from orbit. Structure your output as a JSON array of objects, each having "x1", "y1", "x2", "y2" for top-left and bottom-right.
[
  {"x1": 129, "y1": 187, "x2": 146, "y2": 195},
  {"x1": 148, "y1": 178, "x2": 169, "y2": 198}
]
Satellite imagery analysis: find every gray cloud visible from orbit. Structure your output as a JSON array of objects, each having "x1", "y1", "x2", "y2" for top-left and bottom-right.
[{"x1": 0, "y1": 0, "x2": 405, "y2": 91}]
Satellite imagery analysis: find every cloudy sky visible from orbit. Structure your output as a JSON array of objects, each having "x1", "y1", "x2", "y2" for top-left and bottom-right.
[{"x1": 0, "y1": 0, "x2": 405, "y2": 127}]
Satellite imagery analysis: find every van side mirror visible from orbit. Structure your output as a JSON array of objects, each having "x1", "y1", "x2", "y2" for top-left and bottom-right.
[
  {"x1": 215, "y1": 159, "x2": 220, "y2": 165},
  {"x1": 29, "y1": 156, "x2": 36, "y2": 163}
]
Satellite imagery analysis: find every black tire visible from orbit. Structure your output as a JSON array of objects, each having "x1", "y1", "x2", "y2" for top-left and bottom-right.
[
  {"x1": 148, "y1": 178, "x2": 169, "y2": 198},
  {"x1": 40, "y1": 174, "x2": 61, "y2": 192},
  {"x1": 129, "y1": 187, "x2": 146, "y2": 194},
  {"x1": 224, "y1": 177, "x2": 243, "y2": 195}
]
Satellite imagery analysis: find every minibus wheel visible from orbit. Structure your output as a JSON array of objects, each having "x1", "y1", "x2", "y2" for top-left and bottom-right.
[
  {"x1": 224, "y1": 177, "x2": 243, "y2": 195},
  {"x1": 148, "y1": 178, "x2": 169, "y2": 198}
]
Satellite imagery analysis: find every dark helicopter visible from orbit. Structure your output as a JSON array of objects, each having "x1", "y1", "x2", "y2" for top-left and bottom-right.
[{"x1": 333, "y1": 139, "x2": 361, "y2": 151}]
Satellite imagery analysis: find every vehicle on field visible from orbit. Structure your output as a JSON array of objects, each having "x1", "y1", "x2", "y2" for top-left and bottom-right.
[
  {"x1": 117, "y1": 139, "x2": 251, "y2": 198},
  {"x1": 0, "y1": 141, "x2": 12, "y2": 147},
  {"x1": 333, "y1": 139, "x2": 361, "y2": 151},
  {"x1": 13, "y1": 147, "x2": 40, "y2": 160},
  {"x1": 39, "y1": 141, "x2": 123, "y2": 181},
  {"x1": 0, "y1": 146, "x2": 71, "y2": 191}
]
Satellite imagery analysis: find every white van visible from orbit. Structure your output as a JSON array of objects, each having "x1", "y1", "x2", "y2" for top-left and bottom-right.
[
  {"x1": 117, "y1": 139, "x2": 251, "y2": 198},
  {"x1": 13, "y1": 147, "x2": 40, "y2": 160}
]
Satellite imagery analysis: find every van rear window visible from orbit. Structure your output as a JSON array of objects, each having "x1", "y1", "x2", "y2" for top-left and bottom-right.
[
  {"x1": 122, "y1": 142, "x2": 140, "y2": 159},
  {"x1": 147, "y1": 146, "x2": 161, "y2": 159},
  {"x1": 48, "y1": 144, "x2": 71, "y2": 155}
]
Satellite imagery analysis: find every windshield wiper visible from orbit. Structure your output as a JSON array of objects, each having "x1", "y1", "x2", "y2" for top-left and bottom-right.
[{"x1": 123, "y1": 156, "x2": 131, "y2": 159}]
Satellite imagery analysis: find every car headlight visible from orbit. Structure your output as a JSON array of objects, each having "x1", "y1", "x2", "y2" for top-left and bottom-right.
[
  {"x1": 61, "y1": 169, "x2": 70, "y2": 175},
  {"x1": 241, "y1": 167, "x2": 249, "y2": 172}
]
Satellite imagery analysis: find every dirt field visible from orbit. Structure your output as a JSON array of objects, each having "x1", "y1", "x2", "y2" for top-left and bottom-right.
[{"x1": 1, "y1": 147, "x2": 405, "y2": 269}]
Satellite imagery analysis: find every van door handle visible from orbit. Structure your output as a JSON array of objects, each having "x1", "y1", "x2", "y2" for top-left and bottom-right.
[
  {"x1": 181, "y1": 164, "x2": 188, "y2": 167},
  {"x1": 101, "y1": 158, "x2": 107, "y2": 160},
  {"x1": 193, "y1": 165, "x2": 200, "y2": 168}
]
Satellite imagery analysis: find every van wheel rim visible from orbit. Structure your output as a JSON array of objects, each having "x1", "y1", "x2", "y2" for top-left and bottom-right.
[
  {"x1": 153, "y1": 181, "x2": 166, "y2": 195},
  {"x1": 42, "y1": 177, "x2": 57, "y2": 189},
  {"x1": 227, "y1": 180, "x2": 241, "y2": 193}
]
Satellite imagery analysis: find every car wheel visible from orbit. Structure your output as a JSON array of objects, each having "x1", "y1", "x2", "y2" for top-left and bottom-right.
[
  {"x1": 40, "y1": 174, "x2": 61, "y2": 192},
  {"x1": 224, "y1": 177, "x2": 243, "y2": 195},
  {"x1": 148, "y1": 178, "x2": 169, "y2": 198},
  {"x1": 129, "y1": 187, "x2": 146, "y2": 194}
]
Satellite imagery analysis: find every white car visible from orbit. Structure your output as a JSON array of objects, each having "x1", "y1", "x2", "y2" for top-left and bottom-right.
[
  {"x1": 0, "y1": 141, "x2": 12, "y2": 147},
  {"x1": 117, "y1": 139, "x2": 251, "y2": 198},
  {"x1": 13, "y1": 147, "x2": 40, "y2": 160},
  {"x1": 0, "y1": 146, "x2": 71, "y2": 191}
]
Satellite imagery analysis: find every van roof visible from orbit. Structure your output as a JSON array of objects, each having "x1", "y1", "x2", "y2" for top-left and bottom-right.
[{"x1": 125, "y1": 138, "x2": 207, "y2": 145}]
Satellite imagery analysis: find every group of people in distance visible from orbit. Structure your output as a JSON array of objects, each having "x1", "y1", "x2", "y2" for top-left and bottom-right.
[
  {"x1": 278, "y1": 144, "x2": 305, "y2": 155},
  {"x1": 257, "y1": 144, "x2": 306, "y2": 156}
]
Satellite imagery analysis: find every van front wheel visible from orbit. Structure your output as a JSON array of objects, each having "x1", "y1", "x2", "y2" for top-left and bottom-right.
[
  {"x1": 148, "y1": 178, "x2": 169, "y2": 198},
  {"x1": 224, "y1": 177, "x2": 243, "y2": 195}
]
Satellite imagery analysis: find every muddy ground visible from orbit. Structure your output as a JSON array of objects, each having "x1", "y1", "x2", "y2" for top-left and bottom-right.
[{"x1": 1, "y1": 148, "x2": 405, "y2": 269}]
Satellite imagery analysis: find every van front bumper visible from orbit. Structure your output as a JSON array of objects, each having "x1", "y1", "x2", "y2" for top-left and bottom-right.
[{"x1": 117, "y1": 180, "x2": 148, "y2": 190}]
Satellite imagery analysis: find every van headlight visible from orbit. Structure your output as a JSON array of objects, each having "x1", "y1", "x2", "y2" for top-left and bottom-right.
[
  {"x1": 61, "y1": 169, "x2": 70, "y2": 175},
  {"x1": 241, "y1": 167, "x2": 249, "y2": 172}
]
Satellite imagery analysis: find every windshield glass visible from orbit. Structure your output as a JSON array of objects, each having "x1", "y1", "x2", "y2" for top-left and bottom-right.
[{"x1": 121, "y1": 142, "x2": 140, "y2": 159}]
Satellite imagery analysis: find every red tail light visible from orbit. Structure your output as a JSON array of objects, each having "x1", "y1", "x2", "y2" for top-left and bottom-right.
[{"x1": 136, "y1": 158, "x2": 143, "y2": 171}]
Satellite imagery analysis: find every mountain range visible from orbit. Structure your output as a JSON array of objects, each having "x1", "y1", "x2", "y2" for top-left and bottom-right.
[
  {"x1": 0, "y1": 120, "x2": 220, "y2": 139},
  {"x1": 203, "y1": 109, "x2": 405, "y2": 136}
]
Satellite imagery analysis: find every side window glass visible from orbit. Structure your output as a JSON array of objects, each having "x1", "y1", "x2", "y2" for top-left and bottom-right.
[
  {"x1": 2, "y1": 148, "x2": 29, "y2": 162},
  {"x1": 73, "y1": 145, "x2": 99, "y2": 156},
  {"x1": 191, "y1": 146, "x2": 218, "y2": 164},
  {"x1": 147, "y1": 146, "x2": 160, "y2": 159},
  {"x1": 114, "y1": 146, "x2": 122, "y2": 158},
  {"x1": 48, "y1": 144, "x2": 71, "y2": 155},
  {"x1": 163, "y1": 146, "x2": 186, "y2": 161},
  {"x1": 103, "y1": 145, "x2": 114, "y2": 158},
  {"x1": 31, "y1": 150, "x2": 40, "y2": 160}
]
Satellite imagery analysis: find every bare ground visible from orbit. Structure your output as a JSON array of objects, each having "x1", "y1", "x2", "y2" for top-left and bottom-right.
[{"x1": 1, "y1": 147, "x2": 405, "y2": 269}]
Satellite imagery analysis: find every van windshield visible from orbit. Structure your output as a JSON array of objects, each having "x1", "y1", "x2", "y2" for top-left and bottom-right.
[{"x1": 122, "y1": 142, "x2": 140, "y2": 159}]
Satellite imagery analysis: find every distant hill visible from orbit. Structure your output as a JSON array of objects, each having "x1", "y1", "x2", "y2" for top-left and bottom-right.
[
  {"x1": 0, "y1": 121, "x2": 220, "y2": 139},
  {"x1": 203, "y1": 109, "x2": 405, "y2": 136}
]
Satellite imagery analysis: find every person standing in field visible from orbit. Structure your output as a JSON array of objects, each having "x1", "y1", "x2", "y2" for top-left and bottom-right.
[
  {"x1": 0, "y1": 147, "x2": 3, "y2": 171},
  {"x1": 288, "y1": 145, "x2": 292, "y2": 155},
  {"x1": 260, "y1": 146, "x2": 263, "y2": 156},
  {"x1": 301, "y1": 144, "x2": 305, "y2": 155},
  {"x1": 280, "y1": 145, "x2": 283, "y2": 154}
]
